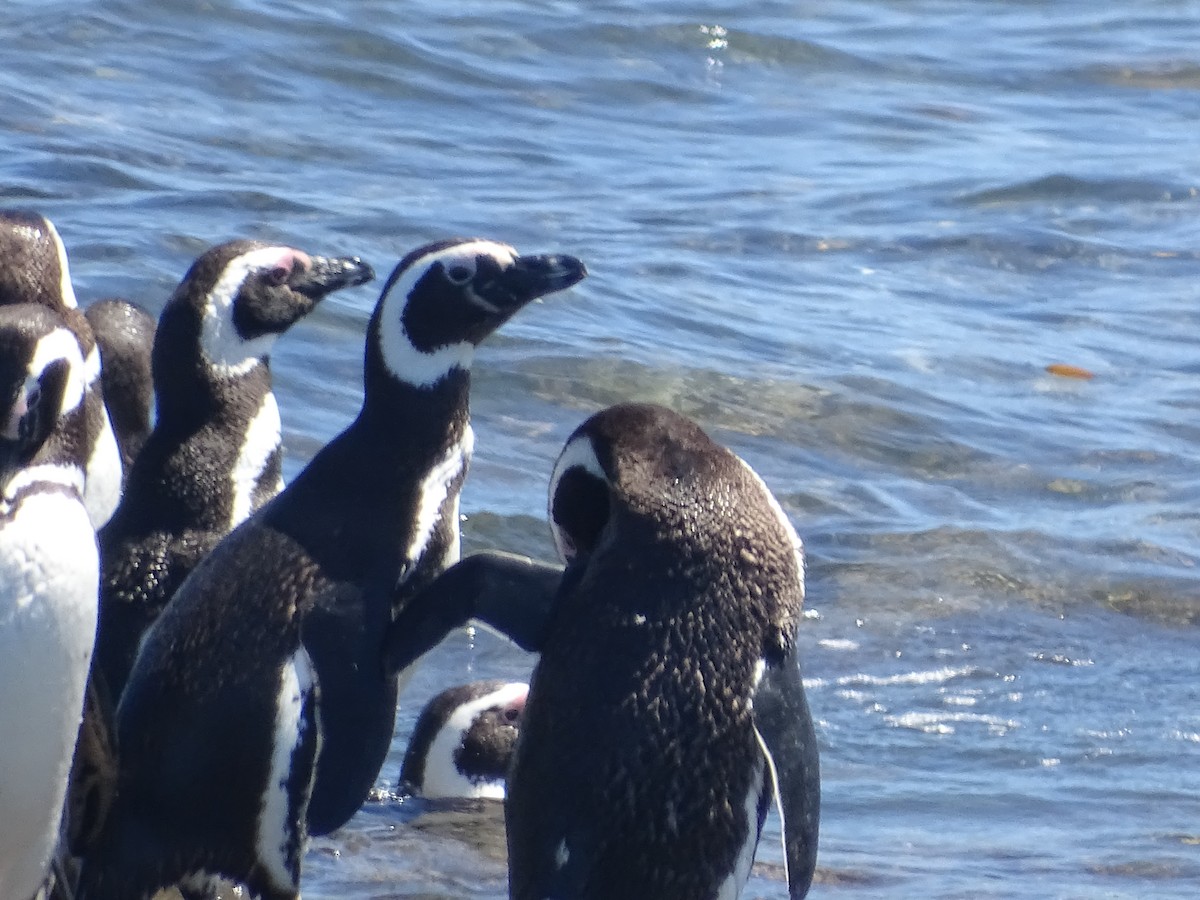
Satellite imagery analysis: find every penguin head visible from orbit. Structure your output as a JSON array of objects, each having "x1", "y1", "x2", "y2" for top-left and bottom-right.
[
  {"x1": 371, "y1": 238, "x2": 586, "y2": 388},
  {"x1": 157, "y1": 239, "x2": 374, "y2": 381},
  {"x1": 400, "y1": 680, "x2": 528, "y2": 800},
  {"x1": 0, "y1": 209, "x2": 79, "y2": 312},
  {"x1": 0, "y1": 305, "x2": 86, "y2": 485},
  {"x1": 548, "y1": 403, "x2": 804, "y2": 619}
]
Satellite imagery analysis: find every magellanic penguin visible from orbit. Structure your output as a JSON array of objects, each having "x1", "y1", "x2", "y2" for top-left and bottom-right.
[
  {"x1": 95, "y1": 240, "x2": 374, "y2": 700},
  {"x1": 399, "y1": 680, "x2": 527, "y2": 800},
  {"x1": 385, "y1": 402, "x2": 820, "y2": 900},
  {"x1": 83, "y1": 298, "x2": 156, "y2": 475},
  {"x1": 0, "y1": 304, "x2": 98, "y2": 900},
  {"x1": 0, "y1": 210, "x2": 122, "y2": 528},
  {"x1": 78, "y1": 238, "x2": 586, "y2": 900}
]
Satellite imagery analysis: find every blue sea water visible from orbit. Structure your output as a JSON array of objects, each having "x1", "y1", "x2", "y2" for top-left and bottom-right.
[{"x1": 2, "y1": 1, "x2": 1198, "y2": 897}]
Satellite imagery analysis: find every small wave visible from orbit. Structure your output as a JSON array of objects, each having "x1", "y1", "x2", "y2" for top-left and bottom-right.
[
  {"x1": 836, "y1": 664, "x2": 979, "y2": 687},
  {"x1": 886, "y1": 711, "x2": 1020, "y2": 735}
]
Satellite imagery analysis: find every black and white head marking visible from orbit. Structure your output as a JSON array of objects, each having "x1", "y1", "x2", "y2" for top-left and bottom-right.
[
  {"x1": 198, "y1": 244, "x2": 318, "y2": 377},
  {"x1": 375, "y1": 238, "x2": 586, "y2": 388},
  {"x1": 401, "y1": 680, "x2": 527, "y2": 800},
  {"x1": 0, "y1": 308, "x2": 86, "y2": 493},
  {"x1": 0, "y1": 210, "x2": 79, "y2": 311},
  {"x1": 547, "y1": 433, "x2": 610, "y2": 565}
]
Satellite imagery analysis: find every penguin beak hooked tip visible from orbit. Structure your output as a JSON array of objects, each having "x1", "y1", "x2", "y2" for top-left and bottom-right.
[
  {"x1": 496, "y1": 253, "x2": 587, "y2": 309},
  {"x1": 289, "y1": 255, "x2": 376, "y2": 300}
]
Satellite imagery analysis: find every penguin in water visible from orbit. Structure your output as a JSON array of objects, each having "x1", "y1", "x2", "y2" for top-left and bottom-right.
[
  {"x1": 95, "y1": 240, "x2": 374, "y2": 700},
  {"x1": 399, "y1": 680, "x2": 527, "y2": 800},
  {"x1": 0, "y1": 305, "x2": 98, "y2": 900},
  {"x1": 83, "y1": 298, "x2": 156, "y2": 475},
  {"x1": 79, "y1": 237, "x2": 586, "y2": 900},
  {"x1": 0, "y1": 210, "x2": 122, "y2": 528},
  {"x1": 385, "y1": 402, "x2": 820, "y2": 900}
]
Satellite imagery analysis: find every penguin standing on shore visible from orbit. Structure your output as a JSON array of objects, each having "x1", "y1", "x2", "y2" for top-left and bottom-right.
[
  {"x1": 79, "y1": 237, "x2": 586, "y2": 900},
  {"x1": 95, "y1": 240, "x2": 374, "y2": 699},
  {"x1": 0, "y1": 305, "x2": 97, "y2": 900},
  {"x1": 0, "y1": 210, "x2": 122, "y2": 528},
  {"x1": 385, "y1": 402, "x2": 820, "y2": 900},
  {"x1": 83, "y1": 298, "x2": 156, "y2": 475}
]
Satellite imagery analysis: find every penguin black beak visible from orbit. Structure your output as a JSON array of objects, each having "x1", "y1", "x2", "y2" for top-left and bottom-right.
[
  {"x1": 483, "y1": 253, "x2": 587, "y2": 311},
  {"x1": 290, "y1": 255, "x2": 375, "y2": 300}
]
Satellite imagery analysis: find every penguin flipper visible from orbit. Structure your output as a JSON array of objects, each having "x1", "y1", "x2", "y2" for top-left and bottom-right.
[
  {"x1": 383, "y1": 550, "x2": 562, "y2": 674},
  {"x1": 752, "y1": 654, "x2": 820, "y2": 899}
]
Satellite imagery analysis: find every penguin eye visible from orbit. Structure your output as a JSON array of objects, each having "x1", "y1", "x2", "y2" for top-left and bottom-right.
[
  {"x1": 263, "y1": 264, "x2": 291, "y2": 287},
  {"x1": 444, "y1": 260, "x2": 475, "y2": 285},
  {"x1": 504, "y1": 707, "x2": 520, "y2": 723},
  {"x1": 552, "y1": 467, "x2": 610, "y2": 562}
]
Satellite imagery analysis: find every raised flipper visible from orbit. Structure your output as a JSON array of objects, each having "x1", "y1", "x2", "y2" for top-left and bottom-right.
[
  {"x1": 752, "y1": 650, "x2": 820, "y2": 899},
  {"x1": 383, "y1": 550, "x2": 563, "y2": 676}
]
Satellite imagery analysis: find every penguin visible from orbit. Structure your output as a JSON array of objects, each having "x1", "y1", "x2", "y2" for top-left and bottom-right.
[
  {"x1": 94, "y1": 240, "x2": 374, "y2": 700},
  {"x1": 0, "y1": 304, "x2": 98, "y2": 900},
  {"x1": 385, "y1": 403, "x2": 821, "y2": 900},
  {"x1": 0, "y1": 210, "x2": 122, "y2": 528},
  {"x1": 79, "y1": 237, "x2": 586, "y2": 900},
  {"x1": 83, "y1": 298, "x2": 156, "y2": 475},
  {"x1": 399, "y1": 680, "x2": 527, "y2": 801}
]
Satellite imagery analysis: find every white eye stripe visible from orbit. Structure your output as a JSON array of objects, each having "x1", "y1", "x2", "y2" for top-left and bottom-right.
[
  {"x1": 199, "y1": 246, "x2": 297, "y2": 375},
  {"x1": 547, "y1": 435, "x2": 606, "y2": 563},
  {"x1": 377, "y1": 239, "x2": 518, "y2": 388},
  {"x1": 29, "y1": 327, "x2": 85, "y2": 415}
]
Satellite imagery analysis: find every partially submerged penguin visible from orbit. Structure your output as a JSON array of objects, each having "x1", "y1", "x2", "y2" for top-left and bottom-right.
[
  {"x1": 386, "y1": 402, "x2": 820, "y2": 900},
  {"x1": 399, "y1": 680, "x2": 527, "y2": 801},
  {"x1": 0, "y1": 305, "x2": 97, "y2": 900},
  {"x1": 79, "y1": 238, "x2": 586, "y2": 900}
]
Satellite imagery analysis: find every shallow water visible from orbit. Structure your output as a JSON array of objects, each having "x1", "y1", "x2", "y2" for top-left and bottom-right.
[{"x1": 3, "y1": 0, "x2": 1199, "y2": 897}]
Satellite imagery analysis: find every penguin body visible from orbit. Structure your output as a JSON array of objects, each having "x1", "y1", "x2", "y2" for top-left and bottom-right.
[
  {"x1": 83, "y1": 298, "x2": 156, "y2": 475},
  {"x1": 94, "y1": 241, "x2": 373, "y2": 699},
  {"x1": 79, "y1": 238, "x2": 585, "y2": 900},
  {"x1": 399, "y1": 680, "x2": 527, "y2": 800},
  {"x1": 500, "y1": 403, "x2": 820, "y2": 900},
  {"x1": 0, "y1": 210, "x2": 121, "y2": 528},
  {"x1": 0, "y1": 305, "x2": 97, "y2": 900}
]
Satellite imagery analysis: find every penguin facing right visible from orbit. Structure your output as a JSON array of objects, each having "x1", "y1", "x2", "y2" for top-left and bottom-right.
[
  {"x1": 95, "y1": 241, "x2": 374, "y2": 700},
  {"x1": 79, "y1": 237, "x2": 586, "y2": 900},
  {"x1": 84, "y1": 298, "x2": 156, "y2": 475},
  {"x1": 399, "y1": 680, "x2": 528, "y2": 800},
  {"x1": 0, "y1": 304, "x2": 97, "y2": 900}
]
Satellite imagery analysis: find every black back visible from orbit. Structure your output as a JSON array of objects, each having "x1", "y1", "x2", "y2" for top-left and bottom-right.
[{"x1": 507, "y1": 403, "x2": 810, "y2": 900}]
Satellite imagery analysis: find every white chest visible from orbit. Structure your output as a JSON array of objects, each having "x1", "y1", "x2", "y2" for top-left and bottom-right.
[{"x1": 0, "y1": 485, "x2": 98, "y2": 899}]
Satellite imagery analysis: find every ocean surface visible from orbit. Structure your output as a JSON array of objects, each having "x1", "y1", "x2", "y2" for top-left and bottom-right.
[{"x1": 4, "y1": 1, "x2": 1199, "y2": 897}]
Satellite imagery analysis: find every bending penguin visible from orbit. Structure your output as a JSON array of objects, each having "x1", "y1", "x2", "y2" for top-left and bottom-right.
[
  {"x1": 83, "y1": 298, "x2": 156, "y2": 475},
  {"x1": 387, "y1": 402, "x2": 820, "y2": 900},
  {"x1": 78, "y1": 237, "x2": 586, "y2": 900},
  {"x1": 95, "y1": 240, "x2": 374, "y2": 700},
  {"x1": 0, "y1": 305, "x2": 98, "y2": 900},
  {"x1": 399, "y1": 680, "x2": 528, "y2": 801},
  {"x1": 0, "y1": 210, "x2": 122, "y2": 528}
]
